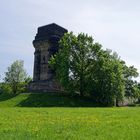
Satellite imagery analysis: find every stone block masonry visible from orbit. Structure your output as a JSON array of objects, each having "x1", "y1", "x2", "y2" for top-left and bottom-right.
[{"x1": 28, "y1": 23, "x2": 68, "y2": 92}]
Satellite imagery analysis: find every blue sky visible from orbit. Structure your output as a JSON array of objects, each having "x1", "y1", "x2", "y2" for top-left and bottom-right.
[{"x1": 0, "y1": 0, "x2": 140, "y2": 81}]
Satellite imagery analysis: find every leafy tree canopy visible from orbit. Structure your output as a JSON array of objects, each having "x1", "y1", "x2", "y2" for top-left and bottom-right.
[
  {"x1": 49, "y1": 32, "x2": 139, "y2": 106},
  {"x1": 4, "y1": 60, "x2": 28, "y2": 94}
]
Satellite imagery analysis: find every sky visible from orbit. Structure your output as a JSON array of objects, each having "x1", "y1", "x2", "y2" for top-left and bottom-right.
[{"x1": 0, "y1": 0, "x2": 140, "y2": 81}]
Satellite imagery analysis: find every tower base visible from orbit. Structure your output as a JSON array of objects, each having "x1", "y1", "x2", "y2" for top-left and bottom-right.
[{"x1": 28, "y1": 80, "x2": 63, "y2": 93}]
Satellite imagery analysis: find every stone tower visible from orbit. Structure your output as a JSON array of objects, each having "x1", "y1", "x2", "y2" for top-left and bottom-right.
[{"x1": 28, "y1": 23, "x2": 68, "y2": 92}]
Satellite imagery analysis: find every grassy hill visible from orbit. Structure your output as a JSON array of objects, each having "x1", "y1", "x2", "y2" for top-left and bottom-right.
[
  {"x1": 0, "y1": 93, "x2": 140, "y2": 140},
  {"x1": 0, "y1": 93, "x2": 98, "y2": 107}
]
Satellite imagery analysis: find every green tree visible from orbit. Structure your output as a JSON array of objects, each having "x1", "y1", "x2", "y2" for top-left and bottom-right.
[
  {"x1": 137, "y1": 83, "x2": 140, "y2": 102},
  {"x1": 90, "y1": 50, "x2": 125, "y2": 106},
  {"x1": 4, "y1": 60, "x2": 27, "y2": 94},
  {"x1": 0, "y1": 83, "x2": 12, "y2": 95},
  {"x1": 123, "y1": 64, "x2": 139, "y2": 100},
  {"x1": 49, "y1": 32, "x2": 138, "y2": 106},
  {"x1": 49, "y1": 32, "x2": 102, "y2": 96}
]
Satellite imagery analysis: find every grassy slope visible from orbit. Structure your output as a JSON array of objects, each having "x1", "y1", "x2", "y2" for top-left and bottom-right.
[
  {"x1": 0, "y1": 93, "x2": 140, "y2": 140},
  {"x1": 0, "y1": 93, "x2": 98, "y2": 107}
]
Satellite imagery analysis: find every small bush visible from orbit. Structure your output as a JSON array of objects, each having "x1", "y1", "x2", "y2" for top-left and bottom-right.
[{"x1": 0, "y1": 83, "x2": 13, "y2": 94}]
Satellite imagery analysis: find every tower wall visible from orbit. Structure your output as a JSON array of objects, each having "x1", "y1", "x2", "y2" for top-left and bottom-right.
[{"x1": 28, "y1": 23, "x2": 68, "y2": 92}]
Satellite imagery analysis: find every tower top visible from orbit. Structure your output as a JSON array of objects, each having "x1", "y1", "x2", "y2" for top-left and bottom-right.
[{"x1": 34, "y1": 23, "x2": 68, "y2": 41}]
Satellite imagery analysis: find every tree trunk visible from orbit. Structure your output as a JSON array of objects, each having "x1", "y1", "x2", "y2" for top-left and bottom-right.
[{"x1": 79, "y1": 75, "x2": 84, "y2": 96}]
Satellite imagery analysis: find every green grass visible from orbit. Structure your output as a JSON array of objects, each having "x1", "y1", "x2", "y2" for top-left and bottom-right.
[
  {"x1": 0, "y1": 93, "x2": 98, "y2": 107},
  {"x1": 0, "y1": 93, "x2": 140, "y2": 140},
  {"x1": 0, "y1": 107, "x2": 140, "y2": 140}
]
